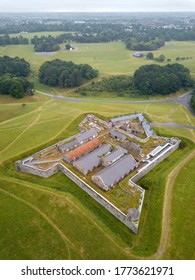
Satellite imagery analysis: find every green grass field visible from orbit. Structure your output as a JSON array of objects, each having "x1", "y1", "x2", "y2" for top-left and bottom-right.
[
  {"x1": 1, "y1": 39, "x2": 195, "y2": 82},
  {"x1": 1, "y1": 35, "x2": 195, "y2": 100},
  {"x1": 0, "y1": 93, "x2": 195, "y2": 259}
]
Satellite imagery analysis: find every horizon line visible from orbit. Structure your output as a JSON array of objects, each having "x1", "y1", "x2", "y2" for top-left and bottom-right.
[{"x1": 1, "y1": 10, "x2": 195, "y2": 13}]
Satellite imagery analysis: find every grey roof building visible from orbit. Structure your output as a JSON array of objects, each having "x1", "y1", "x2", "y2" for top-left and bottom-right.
[
  {"x1": 102, "y1": 148, "x2": 128, "y2": 167},
  {"x1": 110, "y1": 113, "x2": 154, "y2": 138},
  {"x1": 111, "y1": 115, "x2": 136, "y2": 123},
  {"x1": 73, "y1": 144, "x2": 111, "y2": 175},
  {"x1": 75, "y1": 129, "x2": 98, "y2": 144},
  {"x1": 109, "y1": 130, "x2": 126, "y2": 141},
  {"x1": 110, "y1": 113, "x2": 144, "y2": 124},
  {"x1": 142, "y1": 120, "x2": 154, "y2": 137},
  {"x1": 137, "y1": 113, "x2": 144, "y2": 123},
  {"x1": 59, "y1": 139, "x2": 79, "y2": 153},
  {"x1": 92, "y1": 155, "x2": 138, "y2": 191}
]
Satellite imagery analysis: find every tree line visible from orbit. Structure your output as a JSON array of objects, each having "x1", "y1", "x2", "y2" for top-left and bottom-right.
[
  {"x1": 30, "y1": 31, "x2": 127, "y2": 52},
  {"x1": 191, "y1": 93, "x2": 195, "y2": 110},
  {"x1": 133, "y1": 63, "x2": 194, "y2": 95},
  {"x1": 39, "y1": 59, "x2": 98, "y2": 88},
  {"x1": 125, "y1": 38, "x2": 165, "y2": 51},
  {"x1": 0, "y1": 56, "x2": 30, "y2": 77},
  {"x1": 0, "y1": 35, "x2": 29, "y2": 46},
  {"x1": 31, "y1": 35, "x2": 60, "y2": 52}
]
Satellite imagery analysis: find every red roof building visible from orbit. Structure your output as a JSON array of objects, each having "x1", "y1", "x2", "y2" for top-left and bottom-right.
[{"x1": 64, "y1": 138, "x2": 101, "y2": 162}]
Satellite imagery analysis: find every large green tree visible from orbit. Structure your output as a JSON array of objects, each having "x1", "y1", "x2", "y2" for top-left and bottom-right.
[
  {"x1": 9, "y1": 80, "x2": 25, "y2": 98},
  {"x1": 39, "y1": 59, "x2": 98, "y2": 88},
  {"x1": 0, "y1": 56, "x2": 30, "y2": 77},
  {"x1": 133, "y1": 63, "x2": 193, "y2": 95}
]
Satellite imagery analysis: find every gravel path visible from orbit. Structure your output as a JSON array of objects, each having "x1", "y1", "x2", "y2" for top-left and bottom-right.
[{"x1": 151, "y1": 122, "x2": 195, "y2": 130}]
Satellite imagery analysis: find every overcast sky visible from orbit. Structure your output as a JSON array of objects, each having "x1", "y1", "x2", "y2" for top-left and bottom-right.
[{"x1": 0, "y1": 0, "x2": 195, "y2": 12}]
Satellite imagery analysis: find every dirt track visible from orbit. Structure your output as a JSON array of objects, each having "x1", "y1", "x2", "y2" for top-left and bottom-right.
[
  {"x1": 149, "y1": 149, "x2": 195, "y2": 259},
  {"x1": 36, "y1": 90, "x2": 195, "y2": 115}
]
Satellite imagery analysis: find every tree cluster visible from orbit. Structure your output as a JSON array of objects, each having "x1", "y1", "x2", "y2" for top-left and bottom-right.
[
  {"x1": 0, "y1": 75, "x2": 33, "y2": 98},
  {"x1": 0, "y1": 56, "x2": 30, "y2": 77},
  {"x1": 31, "y1": 35, "x2": 60, "y2": 52},
  {"x1": 0, "y1": 56, "x2": 32, "y2": 98},
  {"x1": 0, "y1": 34, "x2": 29, "y2": 46},
  {"x1": 39, "y1": 59, "x2": 98, "y2": 88},
  {"x1": 125, "y1": 38, "x2": 165, "y2": 51},
  {"x1": 133, "y1": 63, "x2": 193, "y2": 95}
]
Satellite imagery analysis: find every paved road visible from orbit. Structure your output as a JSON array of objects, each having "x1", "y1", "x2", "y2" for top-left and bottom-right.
[
  {"x1": 36, "y1": 90, "x2": 195, "y2": 115},
  {"x1": 152, "y1": 122, "x2": 195, "y2": 130}
]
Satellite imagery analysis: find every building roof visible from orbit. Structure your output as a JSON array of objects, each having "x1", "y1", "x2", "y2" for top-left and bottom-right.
[
  {"x1": 148, "y1": 143, "x2": 170, "y2": 157},
  {"x1": 102, "y1": 148, "x2": 127, "y2": 165},
  {"x1": 109, "y1": 130, "x2": 126, "y2": 141},
  {"x1": 111, "y1": 113, "x2": 143, "y2": 123},
  {"x1": 74, "y1": 144, "x2": 111, "y2": 173},
  {"x1": 142, "y1": 120, "x2": 154, "y2": 137},
  {"x1": 110, "y1": 113, "x2": 154, "y2": 137},
  {"x1": 59, "y1": 139, "x2": 79, "y2": 152},
  {"x1": 116, "y1": 146, "x2": 128, "y2": 153},
  {"x1": 93, "y1": 155, "x2": 138, "y2": 189},
  {"x1": 133, "y1": 52, "x2": 143, "y2": 57},
  {"x1": 64, "y1": 138, "x2": 101, "y2": 162},
  {"x1": 75, "y1": 129, "x2": 98, "y2": 143}
]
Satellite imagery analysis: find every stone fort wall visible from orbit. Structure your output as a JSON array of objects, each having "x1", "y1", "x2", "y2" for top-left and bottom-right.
[{"x1": 15, "y1": 138, "x2": 180, "y2": 234}]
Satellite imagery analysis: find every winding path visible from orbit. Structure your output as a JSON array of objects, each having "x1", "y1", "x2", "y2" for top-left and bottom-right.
[
  {"x1": 151, "y1": 122, "x2": 195, "y2": 130},
  {"x1": 36, "y1": 90, "x2": 195, "y2": 115}
]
